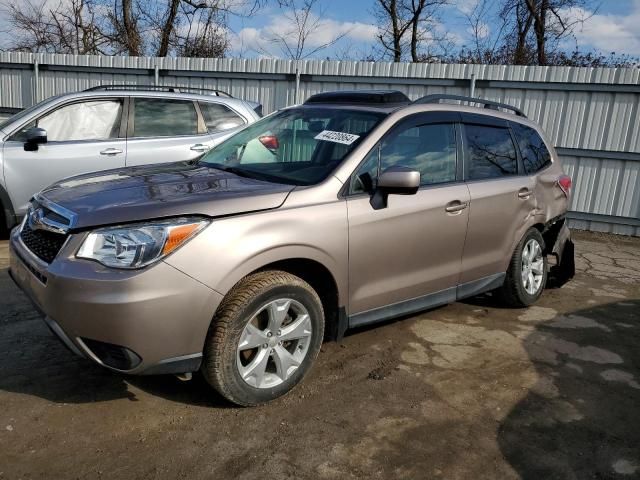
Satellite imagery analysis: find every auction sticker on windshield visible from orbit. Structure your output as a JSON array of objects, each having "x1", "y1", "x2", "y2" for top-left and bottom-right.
[{"x1": 314, "y1": 130, "x2": 360, "y2": 145}]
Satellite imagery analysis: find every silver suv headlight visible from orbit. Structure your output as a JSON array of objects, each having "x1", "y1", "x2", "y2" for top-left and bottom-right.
[{"x1": 76, "y1": 217, "x2": 209, "y2": 269}]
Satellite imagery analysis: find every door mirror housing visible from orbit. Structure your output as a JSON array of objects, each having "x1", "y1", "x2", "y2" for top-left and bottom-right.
[
  {"x1": 377, "y1": 166, "x2": 420, "y2": 194},
  {"x1": 24, "y1": 127, "x2": 47, "y2": 151},
  {"x1": 371, "y1": 166, "x2": 420, "y2": 210}
]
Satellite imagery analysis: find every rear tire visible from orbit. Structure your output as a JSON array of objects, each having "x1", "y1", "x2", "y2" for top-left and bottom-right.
[
  {"x1": 497, "y1": 228, "x2": 548, "y2": 308},
  {"x1": 201, "y1": 270, "x2": 324, "y2": 406}
]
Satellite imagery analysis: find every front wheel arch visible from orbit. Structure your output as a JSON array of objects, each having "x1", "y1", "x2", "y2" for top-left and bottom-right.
[{"x1": 0, "y1": 184, "x2": 18, "y2": 231}]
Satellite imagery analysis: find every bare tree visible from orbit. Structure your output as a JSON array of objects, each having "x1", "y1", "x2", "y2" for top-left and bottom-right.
[
  {"x1": 104, "y1": 0, "x2": 144, "y2": 55},
  {"x1": 498, "y1": 0, "x2": 595, "y2": 65},
  {"x1": 175, "y1": 3, "x2": 229, "y2": 57},
  {"x1": 257, "y1": 0, "x2": 347, "y2": 60},
  {"x1": 373, "y1": 0, "x2": 449, "y2": 62},
  {"x1": 1, "y1": 0, "x2": 109, "y2": 54},
  {"x1": 1, "y1": 0, "x2": 263, "y2": 57},
  {"x1": 461, "y1": 0, "x2": 507, "y2": 62}
]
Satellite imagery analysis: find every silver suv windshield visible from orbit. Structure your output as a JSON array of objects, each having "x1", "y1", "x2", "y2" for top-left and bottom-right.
[{"x1": 199, "y1": 106, "x2": 386, "y2": 186}]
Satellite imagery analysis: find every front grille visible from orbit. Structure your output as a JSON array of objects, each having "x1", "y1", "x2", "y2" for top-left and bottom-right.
[{"x1": 20, "y1": 222, "x2": 68, "y2": 264}]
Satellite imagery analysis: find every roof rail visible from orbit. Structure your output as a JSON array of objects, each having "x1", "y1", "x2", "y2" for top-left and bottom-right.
[
  {"x1": 413, "y1": 94, "x2": 526, "y2": 118},
  {"x1": 83, "y1": 85, "x2": 233, "y2": 98}
]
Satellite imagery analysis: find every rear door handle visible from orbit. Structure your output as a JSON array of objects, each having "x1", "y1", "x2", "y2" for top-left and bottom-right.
[
  {"x1": 190, "y1": 143, "x2": 211, "y2": 153},
  {"x1": 100, "y1": 148, "x2": 123, "y2": 156},
  {"x1": 518, "y1": 187, "x2": 532, "y2": 199},
  {"x1": 445, "y1": 200, "x2": 468, "y2": 213}
]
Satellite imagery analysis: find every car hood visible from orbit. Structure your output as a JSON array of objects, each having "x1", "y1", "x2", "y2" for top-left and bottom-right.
[{"x1": 38, "y1": 161, "x2": 295, "y2": 230}]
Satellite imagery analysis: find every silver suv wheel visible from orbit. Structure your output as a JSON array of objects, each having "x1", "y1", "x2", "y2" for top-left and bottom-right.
[
  {"x1": 521, "y1": 238, "x2": 544, "y2": 295},
  {"x1": 236, "y1": 298, "x2": 312, "y2": 389}
]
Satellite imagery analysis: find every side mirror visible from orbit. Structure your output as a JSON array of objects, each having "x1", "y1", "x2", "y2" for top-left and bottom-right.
[
  {"x1": 371, "y1": 166, "x2": 420, "y2": 210},
  {"x1": 24, "y1": 127, "x2": 47, "y2": 151}
]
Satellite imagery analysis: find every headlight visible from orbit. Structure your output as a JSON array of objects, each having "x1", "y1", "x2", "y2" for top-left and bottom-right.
[{"x1": 76, "y1": 217, "x2": 209, "y2": 269}]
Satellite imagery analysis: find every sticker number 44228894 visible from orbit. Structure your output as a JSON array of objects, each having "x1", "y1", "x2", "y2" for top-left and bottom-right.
[{"x1": 314, "y1": 130, "x2": 360, "y2": 145}]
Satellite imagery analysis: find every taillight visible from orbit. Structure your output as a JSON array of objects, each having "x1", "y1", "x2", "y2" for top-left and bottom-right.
[
  {"x1": 259, "y1": 135, "x2": 279, "y2": 151},
  {"x1": 558, "y1": 175, "x2": 572, "y2": 197}
]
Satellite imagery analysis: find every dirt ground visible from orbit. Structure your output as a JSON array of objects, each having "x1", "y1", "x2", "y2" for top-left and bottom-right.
[{"x1": 0, "y1": 230, "x2": 638, "y2": 479}]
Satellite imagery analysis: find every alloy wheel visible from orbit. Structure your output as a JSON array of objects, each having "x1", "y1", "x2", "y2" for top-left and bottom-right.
[
  {"x1": 236, "y1": 298, "x2": 312, "y2": 389},
  {"x1": 521, "y1": 238, "x2": 544, "y2": 295}
]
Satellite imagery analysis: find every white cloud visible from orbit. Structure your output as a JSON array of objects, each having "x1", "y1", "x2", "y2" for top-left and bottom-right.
[
  {"x1": 456, "y1": 0, "x2": 481, "y2": 16},
  {"x1": 233, "y1": 11, "x2": 377, "y2": 58},
  {"x1": 561, "y1": 2, "x2": 640, "y2": 55}
]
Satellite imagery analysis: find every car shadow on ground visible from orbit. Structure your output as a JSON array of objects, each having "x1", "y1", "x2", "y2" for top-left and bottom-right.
[{"x1": 498, "y1": 299, "x2": 640, "y2": 479}]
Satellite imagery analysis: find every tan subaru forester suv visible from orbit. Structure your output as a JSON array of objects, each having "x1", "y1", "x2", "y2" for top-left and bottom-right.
[{"x1": 10, "y1": 90, "x2": 575, "y2": 406}]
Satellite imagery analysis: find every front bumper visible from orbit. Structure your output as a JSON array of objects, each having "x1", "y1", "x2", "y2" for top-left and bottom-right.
[{"x1": 9, "y1": 227, "x2": 223, "y2": 375}]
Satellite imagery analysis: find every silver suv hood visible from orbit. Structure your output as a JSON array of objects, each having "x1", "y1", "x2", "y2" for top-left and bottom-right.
[{"x1": 38, "y1": 161, "x2": 295, "y2": 230}]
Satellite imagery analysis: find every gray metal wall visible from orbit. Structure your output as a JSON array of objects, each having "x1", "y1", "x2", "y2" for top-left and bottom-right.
[{"x1": 1, "y1": 52, "x2": 639, "y2": 235}]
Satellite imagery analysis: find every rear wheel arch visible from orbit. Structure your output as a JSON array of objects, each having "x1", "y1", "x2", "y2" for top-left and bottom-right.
[{"x1": 497, "y1": 227, "x2": 548, "y2": 307}]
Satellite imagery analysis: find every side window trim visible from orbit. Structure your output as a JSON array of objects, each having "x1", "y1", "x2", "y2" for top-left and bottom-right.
[
  {"x1": 119, "y1": 97, "x2": 130, "y2": 139},
  {"x1": 192, "y1": 100, "x2": 208, "y2": 135},
  {"x1": 346, "y1": 111, "x2": 463, "y2": 196},
  {"x1": 507, "y1": 124, "x2": 525, "y2": 176},
  {"x1": 454, "y1": 122, "x2": 464, "y2": 181}
]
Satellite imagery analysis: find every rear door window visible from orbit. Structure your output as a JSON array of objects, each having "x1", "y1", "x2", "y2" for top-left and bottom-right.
[
  {"x1": 511, "y1": 123, "x2": 552, "y2": 174},
  {"x1": 133, "y1": 98, "x2": 198, "y2": 137},
  {"x1": 199, "y1": 102, "x2": 245, "y2": 132},
  {"x1": 464, "y1": 124, "x2": 518, "y2": 180}
]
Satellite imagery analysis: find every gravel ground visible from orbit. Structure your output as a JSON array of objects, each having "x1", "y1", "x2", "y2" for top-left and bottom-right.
[{"x1": 0, "y1": 230, "x2": 638, "y2": 479}]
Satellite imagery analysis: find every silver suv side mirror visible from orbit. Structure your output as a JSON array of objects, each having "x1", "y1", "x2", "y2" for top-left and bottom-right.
[
  {"x1": 371, "y1": 166, "x2": 420, "y2": 210},
  {"x1": 24, "y1": 127, "x2": 47, "y2": 151}
]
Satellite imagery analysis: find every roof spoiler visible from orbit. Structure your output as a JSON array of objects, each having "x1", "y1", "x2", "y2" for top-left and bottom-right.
[{"x1": 244, "y1": 100, "x2": 263, "y2": 117}]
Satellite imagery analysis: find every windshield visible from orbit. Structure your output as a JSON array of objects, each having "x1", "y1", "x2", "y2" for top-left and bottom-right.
[
  {"x1": 199, "y1": 107, "x2": 386, "y2": 186},
  {"x1": 0, "y1": 95, "x2": 66, "y2": 132}
]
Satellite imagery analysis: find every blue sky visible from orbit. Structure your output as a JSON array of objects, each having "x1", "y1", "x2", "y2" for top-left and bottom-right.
[{"x1": 227, "y1": 0, "x2": 640, "y2": 59}]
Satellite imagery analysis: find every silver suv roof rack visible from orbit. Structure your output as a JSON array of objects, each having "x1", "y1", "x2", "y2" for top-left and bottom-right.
[
  {"x1": 413, "y1": 94, "x2": 526, "y2": 118},
  {"x1": 83, "y1": 85, "x2": 233, "y2": 98}
]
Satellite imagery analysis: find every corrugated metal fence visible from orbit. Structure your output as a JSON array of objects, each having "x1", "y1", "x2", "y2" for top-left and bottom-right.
[{"x1": 1, "y1": 52, "x2": 639, "y2": 235}]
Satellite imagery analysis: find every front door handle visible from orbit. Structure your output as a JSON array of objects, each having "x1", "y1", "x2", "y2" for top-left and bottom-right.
[
  {"x1": 445, "y1": 200, "x2": 468, "y2": 213},
  {"x1": 100, "y1": 148, "x2": 123, "y2": 156},
  {"x1": 190, "y1": 143, "x2": 211, "y2": 153},
  {"x1": 518, "y1": 187, "x2": 532, "y2": 199}
]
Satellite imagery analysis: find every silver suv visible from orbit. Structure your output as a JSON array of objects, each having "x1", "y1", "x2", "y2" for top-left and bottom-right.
[
  {"x1": 0, "y1": 85, "x2": 262, "y2": 230},
  {"x1": 9, "y1": 90, "x2": 575, "y2": 406}
]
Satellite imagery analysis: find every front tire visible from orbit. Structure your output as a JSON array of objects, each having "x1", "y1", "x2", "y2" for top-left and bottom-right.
[
  {"x1": 497, "y1": 228, "x2": 548, "y2": 307},
  {"x1": 201, "y1": 270, "x2": 324, "y2": 406}
]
